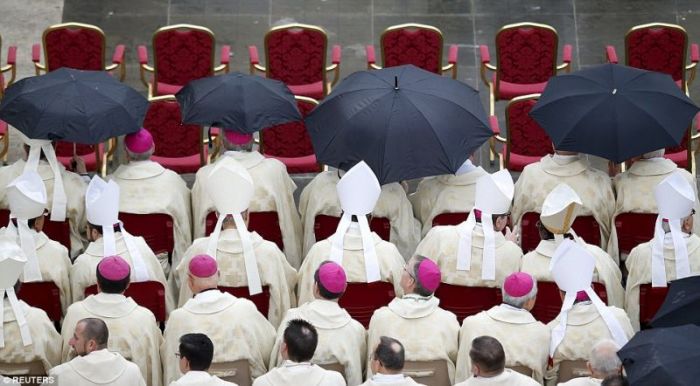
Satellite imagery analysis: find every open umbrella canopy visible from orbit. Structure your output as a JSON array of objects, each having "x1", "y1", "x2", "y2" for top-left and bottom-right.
[
  {"x1": 618, "y1": 325, "x2": 700, "y2": 386},
  {"x1": 651, "y1": 275, "x2": 700, "y2": 328},
  {"x1": 0, "y1": 67, "x2": 147, "y2": 144},
  {"x1": 530, "y1": 64, "x2": 699, "y2": 163},
  {"x1": 176, "y1": 72, "x2": 301, "y2": 133}
]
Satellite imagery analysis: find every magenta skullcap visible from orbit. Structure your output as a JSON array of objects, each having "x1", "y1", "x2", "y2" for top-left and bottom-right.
[
  {"x1": 318, "y1": 261, "x2": 347, "y2": 294},
  {"x1": 189, "y1": 254, "x2": 218, "y2": 278},
  {"x1": 417, "y1": 258, "x2": 441, "y2": 292},
  {"x1": 98, "y1": 255, "x2": 130, "y2": 281},
  {"x1": 503, "y1": 272, "x2": 534, "y2": 297},
  {"x1": 124, "y1": 128, "x2": 154, "y2": 153},
  {"x1": 224, "y1": 130, "x2": 253, "y2": 145},
  {"x1": 576, "y1": 290, "x2": 590, "y2": 302}
]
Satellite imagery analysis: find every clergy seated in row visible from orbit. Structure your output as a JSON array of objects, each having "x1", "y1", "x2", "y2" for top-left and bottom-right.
[
  {"x1": 521, "y1": 183, "x2": 624, "y2": 308},
  {"x1": 0, "y1": 171, "x2": 72, "y2": 314},
  {"x1": 415, "y1": 170, "x2": 522, "y2": 289},
  {"x1": 61, "y1": 256, "x2": 163, "y2": 386},
  {"x1": 511, "y1": 150, "x2": 615, "y2": 254},
  {"x1": 163, "y1": 255, "x2": 275, "y2": 385},
  {"x1": 361, "y1": 336, "x2": 426, "y2": 386},
  {"x1": 108, "y1": 128, "x2": 192, "y2": 276},
  {"x1": 0, "y1": 240, "x2": 61, "y2": 375},
  {"x1": 456, "y1": 273, "x2": 549, "y2": 384},
  {"x1": 70, "y1": 176, "x2": 174, "y2": 314},
  {"x1": 410, "y1": 156, "x2": 487, "y2": 236},
  {"x1": 0, "y1": 132, "x2": 88, "y2": 257},
  {"x1": 254, "y1": 319, "x2": 346, "y2": 386},
  {"x1": 45, "y1": 318, "x2": 146, "y2": 386},
  {"x1": 455, "y1": 336, "x2": 539, "y2": 386},
  {"x1": 609, "y1": 149, "x2": 699, "y2": 260},
  {"x1": 175, "y1": 164, "x2": 296, "y2": 327},
  {"x1": 192, "y1": 130, "x2": 303, "y2": 269},
  {"x1": 299, "y1": 163, "x2": 421, "y2": 262},
  {"x1": 546, "y1": 241, "x2": 633, "y2": 386},
  {"x1": 367, "y1": 256, "x2": 459, "y2": 384},
  {"x1": 297, "y1": 162, "x2": 405, "y2": 305},
  {"x1": 171, "y1": 333, "x2": 237, "y2": 386},
  {"x1": 625, "y1": 171, "x2": 700, "y2": 331},
  {"x1": 557, "y1": 340, "x2": 623, "y2": 386}
]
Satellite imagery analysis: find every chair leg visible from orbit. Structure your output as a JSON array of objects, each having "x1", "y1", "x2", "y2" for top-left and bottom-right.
[
  {"x1": 488, "y1": 82, "x2": 496, "y2": 165},
  {"x1": 0, "y1": 134, "x2": 8, "y2": 165}
]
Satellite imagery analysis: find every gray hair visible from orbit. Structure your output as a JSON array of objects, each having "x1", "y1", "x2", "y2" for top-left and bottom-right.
[
  {"x1": 642, "y1": 149, "x2": 665, "y2": 159},
  {"x1": 126, "y1": 146, "x2": 154, "y2": 161},
  {"x1": 221, "y1": 132, "x2": 254, "y2": 152},
  {"x1": 589, "y1": 339, "x2": 621, "y2": 377},
  {"x1": 501, "y1": 276, "x2": 538, "y2": 309}
]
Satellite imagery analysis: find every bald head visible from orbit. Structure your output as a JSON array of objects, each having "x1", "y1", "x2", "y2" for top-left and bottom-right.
[
  {"x1": 372, "y1": 336, "x2": 405, "y2": 375},
  {"x1": 469, "y1": 336, "x2": 506, "y2": 377},
  {"x1": 588, "y1": 340, "x2": 622, "y2": 379},
  {"x1": 69, "y1": 318, "x2": 109, "y2": 356}
]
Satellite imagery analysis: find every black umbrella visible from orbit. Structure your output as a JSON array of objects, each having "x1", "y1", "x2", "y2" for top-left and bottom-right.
[
  {"x1": 305, "y1": 65, "x2": 492, "y2": 184},
  {"x1": 529, "y1": 64, "x2": 699, "y2": 163},
  {"x1": 618, "y1": 325, "x2": 700, "y2": 386},
  {"x1": 650, "y1": 275, "x2": 700, "y2": 328},
  {"x1": 175, "y1": 72, "x2": 301, "y2": 133},
  {"x1": 0, "y1": 67, "x2": 147, "y2": 143}
]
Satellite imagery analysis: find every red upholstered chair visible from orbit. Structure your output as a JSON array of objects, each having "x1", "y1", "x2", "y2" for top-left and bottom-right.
[
  {"x1": 520, "y1": 212, "x2": 602, "y2": 253},
  {"x1": 313, "y1": 214, "x2": 391, "y2": 243},
  {"x1": 53, "y1": 141, "x2": 108, "y2": 175},
  {"x1": 338, "y1": 281, "x2": 396, "y2": 328},
  {"x1": 0, "y1": 209, "x2": 72, "y2": 251},
  {"x1": 142, "y1": 95, "x2": 207, "y2": 173},
  {"x1": 434, "y1": 284, "x2": 502, "y2": 324},
  {"x1": 249, "y1": 23, "x2": 341, "y2": 100},
  {"x1": 17, "y1": 281, "x2": 62, "y2": 324},
  {"x1": 138, "y1": 24, "x2": 230, "y2": 98},
  {"x1": 639, "y1": 284, "x2": 669, "y2": 329},
  {"x1": 366, "y1": 23, "x2": 458, "y2": 79},
  {"x1": 119, "y1": 213, "x2": 174, "y2": 258},
  {"x1": 204, "y1": 211, "x2": 285, "y2": 252},
  {"x1": 218, "y1": 285, "x2": 271, "y2": 317},
  {"x1": 85, "y1": 281, "x2": 166, "y2": 324},
  {"x1": 260, "y1": 96, "x2": 322, "y2": 173},
  {"x1": 490, "y1": 94, "x2": 553, "y2": 172},
  {"x1": 0, "y1": 36, "x2": 17, "y2": 164},
  {"x1": 531, "y1": 282, "x2": 608, "y2": 324},
  {"x1": 614, "y1": 213, "x2": 656, "y2": 256},
  {"x1": 431, "y1": 212, "x2": 469, "y2": 227}
]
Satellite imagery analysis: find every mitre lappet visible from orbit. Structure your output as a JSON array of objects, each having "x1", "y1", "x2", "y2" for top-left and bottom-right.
[
  {"x1": 0, "y1": 240, "x2": 31, "y2": 348},
  {"x1": 17, "y1": 131, "x2": 66, "y2": 221}
]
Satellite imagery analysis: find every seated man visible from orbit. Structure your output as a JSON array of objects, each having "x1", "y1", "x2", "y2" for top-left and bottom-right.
[
  {"x1": 456, "y1": 273, "x2": 549, "y2": 384},
  {"x1": 170, "y1": 333, "x2": 237, "y2": 386},
  {"x1": 61, "y1": 256, "x2": 163, "y2": 386},
  {"x1": 410, "y1": 156, "x2": 487, "y2": 236},
  {"x1": 163, "y1": 255, "x2": 275, "y2": 385},
  {"x1": 361, "y1": 336, "x2": 426, "y2": 386},
  {"x1": 367, "y1": 256, "x2": 459, "y2": 383},
  {"x1": 192, "y1": 131, "x2": 302, "y2": 268},
  {"x1": 47, "y1": 318, "x2": 145, "y2": 385},
  {"x1": 271, "y1": 262, "x2": 366, "y2": 385},
  {"x1": 298, "y1": 162, "x2": 405, "y2": 305},
  {"x1": 108, "y1": 128, "x2": 192, "y2": 275},
  {"x1": 253, "y1": 319, "x2": 346, "y2": 386},
  {"x1": 455, "y1": 336, "x2": 539, "y2": 386},
  {"x1": 415, "y1": 170, "x2": 521, "y2": 288},
  {"x1": 0, "y1": 240, "x2": 61, "y2": 374},
  {"x1": 558, "y1": 340, "x2": 622, "y2": 386},
  {"x1": 175, "y1": 164, "x2": 296, "y2": 327}
]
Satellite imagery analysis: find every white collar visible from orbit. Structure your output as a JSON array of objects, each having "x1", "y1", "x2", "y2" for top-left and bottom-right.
[
  {"x1": 282, "y1": 360, "x2": 313, "y2": 372},
  {"x1": 552, "y1": 153, "x2": 580, "y2": 165},
  {"x1": 371, "y1": 373, "x2": 405, "y2": 383},
  {"x1": 500, "y1": 303, "x2": 527, "y2": 312}
]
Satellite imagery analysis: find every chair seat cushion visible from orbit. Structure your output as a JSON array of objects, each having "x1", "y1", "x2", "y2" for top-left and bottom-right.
[
  {"x1": 288, "y1": 81, "x2": 324, "y2": 100},
  {"x1": 56, "y1": 143, "x2": 104, "y2": 172},
  {"x1": 155, "y1": 81, "x2": 184, "y2": 96},
  {"x1": 665, "y1": 149, "x2": 688, "y2": 168},
  {"x1": 263, "y1": 153, "x2": 321, "y2": 173},
  {"x1": 494, "y1": 74, "x2": 547, "y2": 100},
  {"x1": 0, "y1": 120, "x2": 7, "y2": 135},
  {"x1": 152, "y1": 148, "x2": 206, "y2": 174},
  {"x1": 502, "y1": 147, "x2": 545, "y2": 172}
]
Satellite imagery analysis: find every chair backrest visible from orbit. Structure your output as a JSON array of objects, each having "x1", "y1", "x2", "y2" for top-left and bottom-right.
[
  {"x1": 318, "y1": 362, "x2": 346, "y2": 380},
  {"x1": 84, "y1": 281, "x2": 166, "y2": 323},
  {"x1": 152, "y1": 24, "x2": 216, "y2": 94},
  {"x1": 639, "y1": 283, "x2": 669, "y2": 329},
  {"x1": 218, "y1": 285, "x2": 271, "y2": 317},
  {"x1": 54, "y1": 141, "x2": 97, "y2": 158},
  {"x1": 626, "y1": 23, "x2": 688, "y2": 86},
  {"x1": 431, "y1": 212, "x2": 469, "y2": 227},
  {"x1": 16, "y1": 281, "x2": 62, "y2": 323},
  {"x1": 260, "y1": 96, "x2": 318, "y2": 159},
  {"x1": 664, "y1": 127, "x2": 691, "y2": 165},
  {"x1": 434, "y1": 283, "x2": 502, "y2": 324},
  {"x1": 209, "y1": 359, "x2": 251, "y2": 386},
  {"x1": 495, "y1": 23, "x2": 558, "y2": 85},
  {"x1": 338, "y1": 281, "x2": 395, "y2": 328},
  {"x1": 42, "y1": 22, "x2": 105, "y2": 72},
  {"x1": 380, "y1": 24, "x2": 444, "y2": 74},
  {"x1": 614, "y1": 212, "x2": 657, "y2": 256},
  {"x1": 0, "y1": 360, "x2": 46, "y2": 381},
  {"x1": 313, "y1": 214, "x2": 391, "y2": 242},
  {"x1": 557, "y1": 359, "x2": 590, "y2": 383},
  {"x1": 143, "y1": 96, "x2": 204, "y2": 161},
  {"x1": 509, "y1": 365, "x2": 534, "y2": 378},
  {"x1": 531, "y1": 281, "x2": 609, "y2": 324},
  {"x1": 520, "y1": 212, "x2": 601, "y2": 252},
  {"x1": 403, "y1": 360, "x2": 451, "y2": 386},
  {"x1": 0, "y1": 209, "x2": 72, "y2": 251},
  {"x1": 264, "y1": 24, "x2": 328, "y2": 87},
  {"x1": 205, "y1": 211, "x2": 284, "y2": 251},
  {"x1": 119, "y1": 212, "x2": 175, "y2": 256},
  {"x1": 504, "y1": 94, "x2": 553, "y2": 164}
]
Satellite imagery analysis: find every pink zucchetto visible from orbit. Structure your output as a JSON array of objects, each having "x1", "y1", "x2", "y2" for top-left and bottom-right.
[
  {"x1": 417, "y1": 258, "x2": 441, "y2": 292},
  {"x1": 576, "y1": 290, "x2": 591, "y2": 302},
  {"x1": 503, "y1": 272, "x2": 534, "y2": 297},
  {"x1": 97, "y1": 255, "x2": 130, "y2": 281},
  {"x1": 318, "y1": 261, "x2": 347, "y2": 294},
  {"x1": 189, "y1": 254, "x2": 218, "y2": 278},
  {"x1": 224, "y1": 130, "x2": 253, "y2": 145},
  {"x1": 124, "y1": 128, "x2": 154, "y2": 153}
]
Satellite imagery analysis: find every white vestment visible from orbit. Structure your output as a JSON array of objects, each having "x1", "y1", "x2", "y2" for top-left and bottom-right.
[
  {"x1": 46, "y1": 349, "x2": 145, "y2": 386},
  {"x1": 169, "y1": 371, "x2": 238, "y2": 386},
  {"x1": 359, "y1": 374, "x2": 425, "y2": 386},
  {"x1": 0, "y1": 299, "x2": 61, "y2": 373},
  {"x1": 252, "y1": 361, "x2": 346, "y2": 386},
  {"x1": 557, "y1": 377, "x2": 603, "y2": 386},
  {"x1": 454, "y1": 370, "x2": 540, "y2": 386}
]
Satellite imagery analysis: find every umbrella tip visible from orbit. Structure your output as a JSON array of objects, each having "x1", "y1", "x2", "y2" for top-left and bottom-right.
[
  {"x1": 394, "y1": 76, "x2": 398, "y2": 90},
  {"x1": 612, "y1": 88, "x2": 617, "y2": 95}
]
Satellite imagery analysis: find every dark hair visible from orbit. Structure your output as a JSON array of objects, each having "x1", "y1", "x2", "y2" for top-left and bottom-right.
[
  {"x1": 602, "y1": 375, "x2": 629, "y2": 386},
  {"x1": 346, "y1": 213, "x2": 372, "y2": 223},
  {"x1": 80, "y1": 318, "x2": 109, "y2": 347},
  {"x1": 469, "y1": 336, "x2": 505, "y2": 373},
  {"x1": 11, "y1": 217, "x2": 38, "y2": 229},
  {"x1": 179, "y1": 333, "x2": 214, "y2": 371},
  {"x1": 87, "y1": 222, "x2": 122, "y2": 236},
  {"x1": 412, "y1": 255, "x2": 434, "y2": 297},
  {"x1": 23, "y1": 145, "x2": 48, "y2": 161},
  {"x1": 283, "y1": 319, "x2": 318, "y2": 362},
  {"x1": 536, "y1": 220, "x2": 574, "y2": 241},
  {"x1": 95, "y1": 264, "x2": 130, "y2": 294},
  {"x1": 374, "y1": 336, "x2": 405, "y2": 371},
  {"x1": 313, "y1": 261, "x2": 344, "y2": 300},
  {"x1": 474, "y1": 210, "x2": 507, "y2": 225}
]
